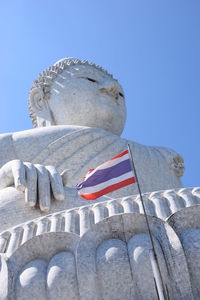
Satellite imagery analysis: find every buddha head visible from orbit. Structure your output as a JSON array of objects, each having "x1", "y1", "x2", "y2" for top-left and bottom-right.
[{"x1": 29, "y1": 58, "x2": 126, "y2": 136}]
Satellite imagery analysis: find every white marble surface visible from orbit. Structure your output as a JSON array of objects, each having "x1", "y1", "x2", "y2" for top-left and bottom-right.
[
  {"x1": 1, "y1": 211, "x2": 197, "y2": 300},
  {"x1": 0, "y1": 57, "x2": 191, "y2": 300},
  {"x1": 0, "y1": 58, "x2": 184, "y2": 216}
]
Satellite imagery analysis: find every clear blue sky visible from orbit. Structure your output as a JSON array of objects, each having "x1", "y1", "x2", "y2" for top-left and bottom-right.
[{"x1": 0, "y1": 0, "x2": 199, "y2": 188}]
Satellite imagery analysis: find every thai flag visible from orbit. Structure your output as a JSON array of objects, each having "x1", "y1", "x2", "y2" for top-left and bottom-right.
[{"x1": 76, "y1": 150, "x2": 136, "y2": 200}]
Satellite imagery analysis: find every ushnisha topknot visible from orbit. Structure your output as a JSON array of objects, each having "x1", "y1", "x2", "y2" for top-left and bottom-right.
[{"x1": 28, "y1": 57, "x2": 114, "y2": 127}]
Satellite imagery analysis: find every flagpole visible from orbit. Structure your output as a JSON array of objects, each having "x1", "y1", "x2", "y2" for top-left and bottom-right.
[{"x1": 127, "y1": 144, "x2": 168, "y2": 300}]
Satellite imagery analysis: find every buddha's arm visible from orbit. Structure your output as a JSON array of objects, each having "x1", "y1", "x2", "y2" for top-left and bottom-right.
[
  {"x1": 0, "y1": 132, "x2": 65, "y2": 212},
  {"x1": 0, "y1": 133, "x2": 17, "y2": 167}
]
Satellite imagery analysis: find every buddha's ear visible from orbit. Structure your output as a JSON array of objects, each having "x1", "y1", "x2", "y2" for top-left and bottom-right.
[{"x1": 29, "y1": 87, "x2": 53, "y2": 127}]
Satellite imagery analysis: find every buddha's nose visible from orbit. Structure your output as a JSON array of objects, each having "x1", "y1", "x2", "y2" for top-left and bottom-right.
[{"x1": 99, "y1": 79, "x2": 119, "y2": 100}]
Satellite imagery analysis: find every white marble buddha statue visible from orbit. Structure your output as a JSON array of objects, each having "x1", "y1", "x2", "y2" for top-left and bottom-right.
[{"x1": 0, "y1": 58, "x2": 184, "y2": 227}]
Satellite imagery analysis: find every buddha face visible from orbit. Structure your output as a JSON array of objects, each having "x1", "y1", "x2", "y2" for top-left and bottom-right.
[{"x1": 40, "y1": 64, "x2": 126, "y2": 136}]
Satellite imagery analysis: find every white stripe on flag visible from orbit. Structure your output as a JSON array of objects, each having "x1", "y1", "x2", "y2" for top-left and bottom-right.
[
  {"x1": 79, "y1": 171, "x2": 134, "y2": 195},
  {"x1": 85, "y1": 153, "x2": 130, "y2": 180}
]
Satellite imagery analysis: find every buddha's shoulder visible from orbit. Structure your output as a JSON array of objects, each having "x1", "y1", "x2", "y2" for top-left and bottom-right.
[
  {"x1": 126, "y1": 140, "x2": 184, "y2": 178},
  {"x1": 0, "y1": 125, "x2": 94, "y2": 146},
  {"x1": 0, "y1": 126, "x2": 182, "y2": 161},
  {"x1": 125, "y1": 137, "x2": 181, "y2": 158},
  {"x1": 12, "y1": 125, "x2": 89, "y2": 140},
  {"x1": 0, "y1": 126, "x2": 118, "y2": 156},
  {"x1": 7, "y1": 125, "x2": 117, "y2": 139},
  {"x1": 0, "y1": 126, "x2": 92, "y2": 164}
]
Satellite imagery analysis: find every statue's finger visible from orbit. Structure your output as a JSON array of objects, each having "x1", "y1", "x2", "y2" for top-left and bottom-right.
[
  {"x1": 12, "y1": 160, "x2": 25, "y2": 192},
  {"x1": 35, "y1": 164, "x2": 50, "y2": 212},
  {"x1": 24, "y1": 163, "x2": 37, "y2": 207},
  {"x1": 46, "y1": 166, "x2": 64, "y2": 201}
]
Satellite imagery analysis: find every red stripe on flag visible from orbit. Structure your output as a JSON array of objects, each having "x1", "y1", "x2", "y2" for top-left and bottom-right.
[
  {"x1": 111, "y1": 150, "x2": 128, "y2": 160},
  {"x1": 79, "y1": 176, "x2": 136, "y2": 200}
]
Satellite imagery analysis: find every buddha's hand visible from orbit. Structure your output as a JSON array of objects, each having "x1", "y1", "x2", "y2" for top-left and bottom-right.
[{"x1": 0, "y1": 160, "x2": 65, "y2": 212}]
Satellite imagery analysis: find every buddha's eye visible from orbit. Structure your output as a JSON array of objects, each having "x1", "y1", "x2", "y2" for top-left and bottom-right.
[
  {"x1": 80, "y1": 76, "x2": 98, "y2": 83},
  {"x1": 86, "y1": 77, "x2": 97, "y2": 83},
  {"x1": 119, "y1": 92, "x2": 124, "y2": 98}
]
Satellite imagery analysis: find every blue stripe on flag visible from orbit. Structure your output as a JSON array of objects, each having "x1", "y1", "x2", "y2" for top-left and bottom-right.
[{"x1": 76, "y1": 159, "x2": 132, "y2": 190}]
